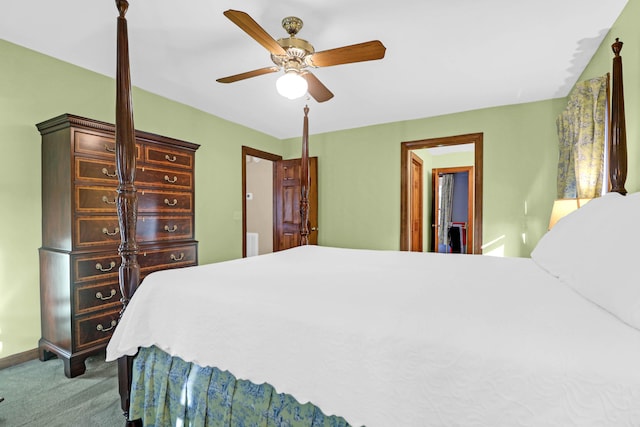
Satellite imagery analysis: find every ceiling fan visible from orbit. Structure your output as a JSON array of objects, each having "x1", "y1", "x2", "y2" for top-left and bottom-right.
[{"x1": 216, "y1": 10, "x2": 386, "y2": 102}]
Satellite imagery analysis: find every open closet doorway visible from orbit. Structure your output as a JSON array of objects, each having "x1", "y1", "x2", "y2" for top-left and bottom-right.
[
  {"x1": 400, "y1": 133, "x2": 483, "y2": 254},
  {"x1": 242, "y1": 146, "x2": 281, "y2": 258}
]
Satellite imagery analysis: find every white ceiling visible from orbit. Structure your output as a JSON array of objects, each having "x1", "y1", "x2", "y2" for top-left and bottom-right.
[{"x1": 1, "y1": 1, "x2": 628, "y2": 139}]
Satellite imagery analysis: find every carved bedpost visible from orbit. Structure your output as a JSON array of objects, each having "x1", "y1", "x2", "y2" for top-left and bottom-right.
[
  {"x1": 114, "y1": 1, "x2": 141, "y2": 426},
  {"x1": 300, "y1": 105, "x2": 310, "y2": 245},
  {"x1": 609, "y1": 38, "x2": 627, "y2": 195}
]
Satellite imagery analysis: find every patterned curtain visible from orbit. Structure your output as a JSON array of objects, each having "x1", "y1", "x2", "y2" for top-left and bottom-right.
[
  {"x1": 556, "y1": 75, "x2": 608, "y2": 199},
  {"x1": 438, "y1": 174, "x2": 454, "y2": 247}
]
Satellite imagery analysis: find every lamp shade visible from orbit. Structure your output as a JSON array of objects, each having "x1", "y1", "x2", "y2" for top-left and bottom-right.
[
  {"x1": 548, "y1": 198, "x2": 591, "y2": 229},
  {"x1": 276, "y1": 71, "x2": 308, "y2": 100}
]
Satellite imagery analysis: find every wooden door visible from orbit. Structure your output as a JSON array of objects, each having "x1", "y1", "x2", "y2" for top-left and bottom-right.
[
  {"x1": 274, "y1": 157, "x2": 318, "y2": 251},
  {"x1": 410, "y1": 153, "x2": 423, "y2": 251}
]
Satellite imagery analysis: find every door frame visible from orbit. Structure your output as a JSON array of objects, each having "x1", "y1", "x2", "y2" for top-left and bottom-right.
[
  {"x1": 400, "y1": 133, "x2": 483, "y2": 254},
  {"x1": 242, "y1": 146, "x2": 282, "y2": 258}
]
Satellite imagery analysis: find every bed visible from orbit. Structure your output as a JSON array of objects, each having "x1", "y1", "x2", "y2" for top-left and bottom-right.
[{"x1": 106, "y1": 2, "x2": 638, "y2": 426}]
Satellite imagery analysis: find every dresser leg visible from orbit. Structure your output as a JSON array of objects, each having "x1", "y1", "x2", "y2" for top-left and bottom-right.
[
  {"x1": 63, "y1": 355, "x2": 87, "y2": 378},
  {"x1": 38, "y1": 339, "x2": 107, "y2": 378},
  {"x1": 38, "y1": 346, "x2": 56, "y2": 362}
]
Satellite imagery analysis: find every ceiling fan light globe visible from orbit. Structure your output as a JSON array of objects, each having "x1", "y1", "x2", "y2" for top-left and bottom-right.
[{"x1": 276, "y1": 72, "x2": 308, "y2": 100}]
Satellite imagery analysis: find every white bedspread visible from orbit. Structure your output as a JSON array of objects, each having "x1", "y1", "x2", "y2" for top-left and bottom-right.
[{"x1": 107, "y1": 245, "x2": 640, "y2": 426}]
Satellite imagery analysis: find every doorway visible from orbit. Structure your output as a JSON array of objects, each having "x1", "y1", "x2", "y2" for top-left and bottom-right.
[
  {"x1": 400, "y1": 133, "x2": 483, "y2": 254},
  {"x1": 242, "y1": 146, "x2": 319, "y2": 257},
  {"x1": 242, "y1": 146, "x2": 282, "y2": 258},
  {"x1": 432, "y1": 166, "x2": 474, "y2": 253}
]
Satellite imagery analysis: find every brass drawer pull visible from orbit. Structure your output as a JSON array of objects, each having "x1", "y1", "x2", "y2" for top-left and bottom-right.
[
  {"x1": 164, "y1": 175, "x2": 178, "y2": 184},
  {"x1": 170, "y1": 252, "x2": 185, "y2": 261},
  {"x1": 101, "y1": 167, "x2": 117, "y2": 178},
  {"x1": 164, "y1": 225, "x2": 178, "y2": 233},
  {"x1": 102, "y1": 227, "x2": 119, "y2": 236},
  {"x1": 165, "y1": 154, "x2": 177, "y2": 162},
  {"x1": 104, "y1": 144, "x2": 116, "y2": 153},
  {"x1": 96, "y1": 320, "x2": 117, "y2": 332},
  {"x1": 96, "y1": 289, "x2": 117, "y2": 300},
  {"x1": 102, "y1": 195, "x2": 117, "y2": 205},
  {"x1": 95, "y1": 261, "x2": 116, "y2": 272},
  {"x1": 164, "y1": 198, "x2": 178, "y2": 206}
]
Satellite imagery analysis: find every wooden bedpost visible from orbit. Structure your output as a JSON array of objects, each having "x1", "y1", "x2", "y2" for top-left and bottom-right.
[
  {"x1": 114, "y1": 1, "x2": 142, "y2": 425},
  {"x1": 609, "y1": 38, "x2": 628, "y2": 195},
  {"x1": 300, "y1": 105, "x2": 311, "y2": 245}
]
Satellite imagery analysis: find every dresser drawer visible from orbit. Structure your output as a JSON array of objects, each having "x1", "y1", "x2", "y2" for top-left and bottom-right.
[
  {"x1": 140, "y1": 243, "x2": 197, "y2": 271},
  {"x1": 75, "y1": 157, "x2": 119, "y2": 184},
  {"x1": 75, "y1": 309, "x2": 120, "y2": 350},
  {"x1": 75, "y1": 215, "x2": 194, "y2": 248},
  {"x1": 75, "y1": 216, "x2": 121, "y2": 248},
  {"x1": 139, "y1": 189, "x2": 193, "y2": 213},
  {"x1": 138, "y1": 166, "x2": 193, "y2": 190},
  {"x1": 138, "y1": 216, "x2": 194, "y2": 242},
  {"x1": 74, "y1": 130, "x2": 116, "y2": 159},
  {"x1": 76, "y1": 187, "x2": 193, "y2": 213},
  {"x1": 76, "y1": 186, "x2": 118, "y2": 213},
  {"x1": 75, "y1": 280, "x2": 122, "y2": 314},
  {"x1": 145, "y1": 146, "x2": 193, "y2": 169},
  {"x1": 74, "y1": 252, "x2": 121, "y2": 282},
  {"x1": 74, "y1": 129, "x2": 141, "y2": 160},
  {"x1": 73, "y1": 244, "x2": 196, "y2": 283},
  {"x1": 76, "y1": 158, "x2": 193, "y2": 190}
]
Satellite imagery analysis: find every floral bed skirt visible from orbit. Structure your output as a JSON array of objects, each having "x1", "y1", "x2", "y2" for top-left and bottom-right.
[{"x1": 130, "y1": 345, "x2": 352, "y2": 427}]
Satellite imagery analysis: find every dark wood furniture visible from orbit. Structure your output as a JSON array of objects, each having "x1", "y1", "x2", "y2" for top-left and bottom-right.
[
  {"x1": 108, "y1": 1, "x2": 630, "y2": 425},
  {"x1": 37, "y1": 113, "x2": 199, "y2": 378}
]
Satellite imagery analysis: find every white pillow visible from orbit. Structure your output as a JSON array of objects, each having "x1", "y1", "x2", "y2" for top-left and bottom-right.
[{"x1": 531, "y1": 192, "x2": 640, "y2": 329}]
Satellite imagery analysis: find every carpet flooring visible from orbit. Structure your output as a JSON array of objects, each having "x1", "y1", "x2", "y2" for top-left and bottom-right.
[{"x1": 0, "y1": 352, "x2": 123, "y2": 426}]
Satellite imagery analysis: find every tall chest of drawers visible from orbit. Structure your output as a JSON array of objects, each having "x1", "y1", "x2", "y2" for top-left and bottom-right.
[{"x1": 37, "y1": 114, "x2": 200, "y2": 377}]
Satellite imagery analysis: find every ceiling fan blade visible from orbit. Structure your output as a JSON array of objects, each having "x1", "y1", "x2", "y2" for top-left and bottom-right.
[
  {"x1": 302, "y1": 72, "x2": 334, "y2": 103},
  {"x1": 308, "y1": 40, "x2": 386, "y2": 67},
  {"x1": 216, "y1": 66, "x2": 280, "y2": 84},
  {"x1": 223, "y1": 10, "x2": 287, "y2": 56}
]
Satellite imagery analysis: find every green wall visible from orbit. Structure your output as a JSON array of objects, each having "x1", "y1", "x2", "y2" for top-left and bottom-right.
[
  {"x1": 0, "y1": 39, "x2": 280, "y2": 358},
  {"x1": 286, "y1": 86, "x2": 636, "y2": 257},
  {"x1": 1, "y1": 0, "x2": 639, "y2": 360},
  {"x1": 284, "y1": 99, "x2": 565, "y2": 256}
]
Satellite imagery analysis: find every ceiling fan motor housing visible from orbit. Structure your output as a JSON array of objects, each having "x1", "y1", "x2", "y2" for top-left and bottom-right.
[{"x1": 271, "y1": 36, "x2": 315, "y2": 72}]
